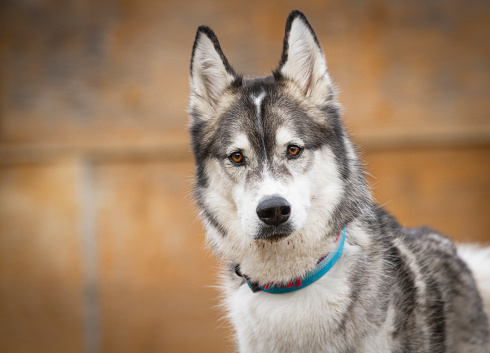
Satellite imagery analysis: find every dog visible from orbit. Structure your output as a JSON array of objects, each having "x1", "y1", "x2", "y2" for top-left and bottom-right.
[{"x1": 188, "y1": 10, "x2": 490, "y2": 352}]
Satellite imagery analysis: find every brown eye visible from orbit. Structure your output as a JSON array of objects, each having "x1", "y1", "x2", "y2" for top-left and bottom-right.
[
  {"x1": 287, "y1": 145, "x2": 302, "y2": 157},
  {"x1": 229, "y1": 152, "x2": 244, "y2": 164}
]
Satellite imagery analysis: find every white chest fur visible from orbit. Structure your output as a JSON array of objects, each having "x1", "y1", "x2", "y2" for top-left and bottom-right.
[{"x1": 224, "y1": 243, "x2": 391, "y2": 353}]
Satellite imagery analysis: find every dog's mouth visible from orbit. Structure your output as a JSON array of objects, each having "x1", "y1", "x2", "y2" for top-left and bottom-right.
[
  {"x1": 256, "y1": 233, "x2": 290, "y2": 242},
  {"x1": 254, "y1": 224, "x2": 294, "y2": 242}
]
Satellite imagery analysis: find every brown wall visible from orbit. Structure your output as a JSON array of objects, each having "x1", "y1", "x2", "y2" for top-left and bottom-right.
[{"x1": 1, "y1": 1, "x2": 489, "y2": 352}]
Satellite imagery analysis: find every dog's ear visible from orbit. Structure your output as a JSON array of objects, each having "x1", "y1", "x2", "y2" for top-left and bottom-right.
[
  {"x1": 189, "y1": 26, "x2": 240, "y2": 118},
  {"x1": 275, "y1": 11, "x2": 333, "y2": 104}
]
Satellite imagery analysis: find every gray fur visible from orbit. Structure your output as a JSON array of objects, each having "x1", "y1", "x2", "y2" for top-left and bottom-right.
[{"x1": 188, "y1": 10, "x2": 490, "y2": 353}]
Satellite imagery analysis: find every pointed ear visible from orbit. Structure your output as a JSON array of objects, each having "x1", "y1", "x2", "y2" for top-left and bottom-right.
[
  {"x1": 189, "y1": 26, "x2": 240, "y2": 118},
  {"x1": 275, "y1": 11, "x2": 333, "y2": 104}
]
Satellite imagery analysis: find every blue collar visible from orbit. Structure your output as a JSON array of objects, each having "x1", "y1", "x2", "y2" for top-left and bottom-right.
[{"x1": 239, "y1": 227, "x2": 347, "y2": 294}]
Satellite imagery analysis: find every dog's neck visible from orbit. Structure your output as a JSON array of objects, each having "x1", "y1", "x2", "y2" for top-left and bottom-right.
[{"x1": 235, "y1": 227, "x2": 347, "y2": 294}]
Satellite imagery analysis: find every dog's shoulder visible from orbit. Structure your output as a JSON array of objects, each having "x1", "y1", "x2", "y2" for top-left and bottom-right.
[
  {"x1": 398, "y1": 225, "x2": 457, "y2": 261},
  {"x1": 389, "y1": 224, "x2": 490, "y2": 351}
]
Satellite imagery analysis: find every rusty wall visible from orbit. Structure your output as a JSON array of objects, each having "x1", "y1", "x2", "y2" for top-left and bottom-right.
[{"x1": 1, "y1": 1, "x2": 489, "y2": 352}]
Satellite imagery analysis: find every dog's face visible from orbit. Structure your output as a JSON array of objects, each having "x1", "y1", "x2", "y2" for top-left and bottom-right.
[{"x1": 189, "y1": 11, "x2": 367, "y2": 283}]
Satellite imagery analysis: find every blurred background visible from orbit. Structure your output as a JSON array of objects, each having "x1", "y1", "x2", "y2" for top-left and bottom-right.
[{"x1": 0, "y1": 1, "x2": 489, "y2": 352}]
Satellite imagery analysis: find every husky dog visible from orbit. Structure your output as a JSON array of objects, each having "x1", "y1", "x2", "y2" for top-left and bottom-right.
[{"x1": 188, "y1": 10, "x2": 490, "y2": 353}]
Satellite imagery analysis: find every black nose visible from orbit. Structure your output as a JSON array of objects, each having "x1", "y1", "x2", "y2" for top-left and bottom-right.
[{"x1": 256, "y1": 196, "x2": 291, "y2": 226}]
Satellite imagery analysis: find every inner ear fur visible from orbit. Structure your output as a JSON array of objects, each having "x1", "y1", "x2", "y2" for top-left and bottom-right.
[
  {"x1": 275, "y1": 10, "x2": 333, "y2": 104},
  {"x1": 189, "y1": 26, "x2": 241, "y2": 117}
]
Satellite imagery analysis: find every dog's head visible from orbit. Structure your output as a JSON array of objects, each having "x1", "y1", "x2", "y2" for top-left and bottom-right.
[{"x1": 189, "y1": 11, "x2": 369, "y2": 283}]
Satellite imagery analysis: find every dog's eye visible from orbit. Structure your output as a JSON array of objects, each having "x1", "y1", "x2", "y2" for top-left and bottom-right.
[
  {"x1": 229, "y1": 151, "x2": 244, "y2": 165},
  {"x1": 287, "y1": 145, "x2": 302, "y2": 158}
]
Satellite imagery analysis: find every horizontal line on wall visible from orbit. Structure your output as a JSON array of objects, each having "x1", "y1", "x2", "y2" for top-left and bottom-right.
[
  {"x1": 0, "y1": 127, "x2": 489, "y2": 164},
  {"x1": 349, "y1": 125, "x2": 490, "y2": 150}
]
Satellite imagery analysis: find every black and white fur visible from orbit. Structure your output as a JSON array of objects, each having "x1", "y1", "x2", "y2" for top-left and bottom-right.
[{"x1": 188, "y1": 10, "x2": 490, "y2": 353}]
